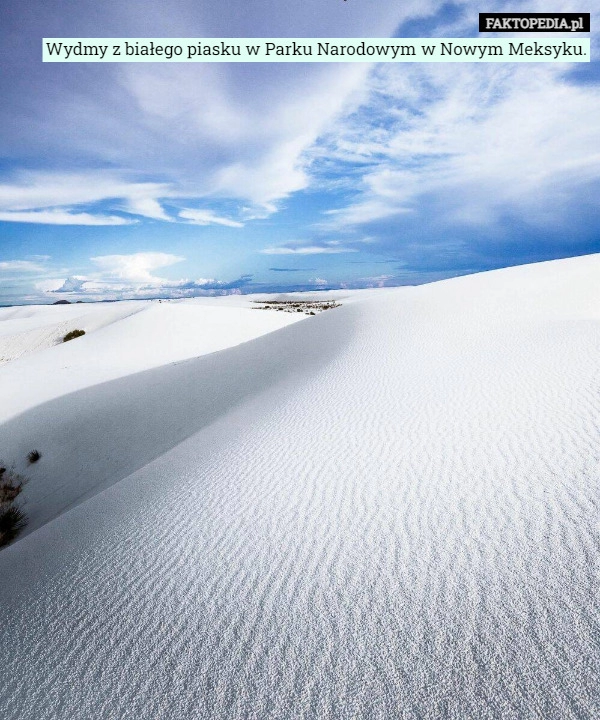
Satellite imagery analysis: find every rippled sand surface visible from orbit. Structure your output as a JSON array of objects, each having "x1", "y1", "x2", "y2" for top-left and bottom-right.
[{"x1": 1, "y1": 256, "x2": 599, "y2": 719}]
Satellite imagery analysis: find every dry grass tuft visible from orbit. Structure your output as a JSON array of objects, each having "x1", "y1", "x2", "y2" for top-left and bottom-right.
[{"x1": 0, "y1": 465, "x2": 27, "y2": 547}]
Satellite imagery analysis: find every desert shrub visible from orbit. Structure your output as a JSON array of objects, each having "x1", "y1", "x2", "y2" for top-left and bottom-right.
[
  {"x1": 28, "y1": 449, "x2": 41, "y2": 464},
  {"x1": 63, "y1": 329, "x2": 85, "y2": 342},
  {"x1": 0, "y1": 480, "x2": 22, "y2": 503},
  {"x1": 0, "y1": 465, "x2": 27, "y2": 548},
  {"x1": 0, "y1": 506, "x2": 27, "y2": 546}
]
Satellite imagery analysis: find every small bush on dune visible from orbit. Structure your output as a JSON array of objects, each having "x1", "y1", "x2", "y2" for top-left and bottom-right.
[
  {"x1": 63, "y1": 329, "x2": 85, "y2": 342},
  {"x1": 0, "y1": 465, "x2": 27, "y2": 548},
  {"x1": 0, "y1": 506, "x2": 27, "y2": 546},
  {"x1": 28, "y1": 449, "x2": 41, "y2": 464}
]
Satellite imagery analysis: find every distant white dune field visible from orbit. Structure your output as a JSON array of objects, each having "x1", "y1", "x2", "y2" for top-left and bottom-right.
[
  {"x1": 0, "y1": 297, "x2": 310, "y2": 418},
  {"x1": 1, "y1": 255, "x2": 600, "y2": 719}
]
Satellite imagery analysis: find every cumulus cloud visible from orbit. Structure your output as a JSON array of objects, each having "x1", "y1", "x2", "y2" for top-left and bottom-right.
[
  {"x1": 34, "y1": 279, "x2": 68, "y2": 293},
  {"x1": 90, "y1": 252, "x2": 185, "y2": 285},
  {"x1": 52, "y1": 277, "x2": 90, "y2": 293},
  {"x1": 36, "y1": 252, "x2": 254, "y2": 301}
]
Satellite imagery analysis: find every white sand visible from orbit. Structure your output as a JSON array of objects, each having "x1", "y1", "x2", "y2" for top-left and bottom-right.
[
  {"x1": 0, "y1": 256, "x2": 599, "y2": 718},
  {"x1": 0, "y1": 296, "x2": 308, "y2": 421}
]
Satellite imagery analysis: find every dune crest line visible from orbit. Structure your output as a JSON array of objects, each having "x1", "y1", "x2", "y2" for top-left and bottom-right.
[{"x1": 0, "y1": 307, "x2": 352, "y2": 537}]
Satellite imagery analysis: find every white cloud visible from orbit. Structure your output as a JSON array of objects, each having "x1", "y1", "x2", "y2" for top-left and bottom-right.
[
  {"x1": 359, "y1": 274, "x2": 394, "y2": 288},
  {"x1": 0, "y1": 173, "x2": 169, "y2": 212},
  {"x1": 0, "y1": 172, "x2": 173, "y2": 224},
  {"x1": 56, "y1": 277, "x2": 88, "y2": 292},
  {"x1": 3, "y1": 1, "x2": 598, "y2": 247},
  {"x1": 90, "y1": 252, "x2": 185, "y2": 285},
  {"x1": 0, "y1": 260, "x2": 46, "y2": 272},
  {"x1": 33, "y1": 253, "x2": 189, "y2": 300},
  {"x1": 0, "y1": 169, "x2": 279, "y2": 226},
  {"x1": 125, "y1": 196, "x2": 171, "y2": 221},
  {"x1": 323, "y1": 200, "x2": 412, "y2": 228},
  {"x1": 0, "y1": 209, "x2": 134, "y2": 225},
  {"x1": 107, "y1": 0, "x2": 435, "y2": 208},
  {"x1": 261, "y1": 245, "x2": 358, "y2": 255},
  {"x1": 212, "y1": 138, "x2": 311, "y2": 207},
  {"x1": 33, "y1": 255, "x2": 254, "y2": 302},
  {"x1": 35, "y1": 279, "x2": 68, "y2": 293},
  {"x1": 240, "y1": 204, "x2": 277, "y2": 221},
  {"x1": 179, "y1": 209, "x2": 244, "y2": 227},
  {"x1": 318, "y1": 62, "x2": 600, "y2": 230}
]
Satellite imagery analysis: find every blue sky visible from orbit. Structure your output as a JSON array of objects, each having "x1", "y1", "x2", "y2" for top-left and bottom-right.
[{"x1": 0, "y1": 0, "x2": 598, "y2": 304}]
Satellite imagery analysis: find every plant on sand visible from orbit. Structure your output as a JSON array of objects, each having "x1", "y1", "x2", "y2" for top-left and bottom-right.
[
  {"x1": 0, "y1": 466, "x2": 27, "y2": 548},
  {"x1": 63, "y1": 329, "x2": 85, "y2": 342},
  {"x1": 28, "y1": 449, "x2": 41, "y2": 464},
  {"x1": 0, "y1": 506, "x2": 27, "y2": 546}
]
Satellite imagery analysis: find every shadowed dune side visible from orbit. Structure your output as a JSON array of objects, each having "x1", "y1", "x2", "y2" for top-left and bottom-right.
[
  {"x1": 0, "y1": 304, "x2": 355, "y2": 538},
  {"x1": 0, "y1": 300, "x2": 307, "y2": 423}
]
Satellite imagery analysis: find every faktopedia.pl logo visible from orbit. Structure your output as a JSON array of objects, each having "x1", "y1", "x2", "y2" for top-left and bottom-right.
[{"x1": 479, "y1": 13, "x2": 590, "y2": 32}]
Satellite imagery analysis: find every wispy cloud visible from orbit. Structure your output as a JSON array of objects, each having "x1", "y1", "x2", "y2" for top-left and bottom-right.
[
  {"x1": 0, "y1": 259, "x2": 49, "y2": 273},
  {"x1": 125, "y1": 196, "x2": 172, "y2": 222},
  {"x1": 261, "y1": 241, "x2": 358, "y2": 255},
  {"x1": 0, "y1": 210, "x2": 134, "y2": 225},
  {"x1": 318, "y1": 62, "x2": 600, "y2": 231},
  {"x1": 0, "y1": 173, "x2": 170, "y2": 210},
  {"x1": 0, "y1": 172, "x2": 173, "y2": 225},
  {"x1": 179, "y1": 208, "x2": 244, "y2": 227},
  {"x1": 323, "y1": 201, "x2": 411, "y2": 229},
  {"x1": 2, "y1": 0, "x2": 440, "y2": 223}
]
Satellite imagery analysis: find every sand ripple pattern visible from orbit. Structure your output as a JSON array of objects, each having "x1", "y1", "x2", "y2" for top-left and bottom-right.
[{"x1": 1, "y1": 257, "x2": 600, "y2": 718}]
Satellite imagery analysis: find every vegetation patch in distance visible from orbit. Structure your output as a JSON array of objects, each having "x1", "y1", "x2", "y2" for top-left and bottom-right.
[
  {"x1": 63, "y1": 329, "x2": 86, "y2": 342},
  {"x1": 253, "y1": 300, "x2": 341, "y2": 315}
]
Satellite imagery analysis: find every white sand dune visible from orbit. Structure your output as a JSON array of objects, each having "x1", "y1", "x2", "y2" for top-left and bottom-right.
[
  {"x1": 0, "y1": 297, "x2": 307, "y2": 421},
  {"x1": 1, "y1": 256, "x2": 599, "y2": 719},
  {"x1": 0, "y1": 303, "x2": 335, "y2": 535},
  {"x1": 0, "y1": 300, "x2": 147, "y2": 364}
]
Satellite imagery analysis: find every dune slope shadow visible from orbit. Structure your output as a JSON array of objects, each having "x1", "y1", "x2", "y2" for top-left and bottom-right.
[{"x1": 0, "y1": 306, "x2": 353, "y2": 537}]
